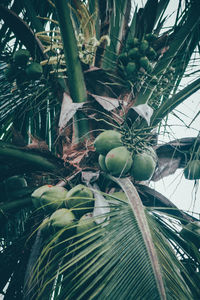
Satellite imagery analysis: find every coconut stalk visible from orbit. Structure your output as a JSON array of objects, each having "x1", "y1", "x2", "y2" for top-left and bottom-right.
[
  {"x1": 54, "y1": 0, "x2": 89, "y2": 142},
  {"x1": 108, "y1": 175, "x2": 167, "y2": 300}
]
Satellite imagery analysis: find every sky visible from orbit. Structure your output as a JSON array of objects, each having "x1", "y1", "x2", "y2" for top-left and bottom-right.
[
  {"x1": 146, "y1": 0, "x2": 200, "y2": 218},
  {"x1": 153, "y1": 95, "x2": 200, "y2": 218}
]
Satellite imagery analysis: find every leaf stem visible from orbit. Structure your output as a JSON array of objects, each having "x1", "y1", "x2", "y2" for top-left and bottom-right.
[{"x1": 54, "y1": 0, "x2": 89, "y2": 141}]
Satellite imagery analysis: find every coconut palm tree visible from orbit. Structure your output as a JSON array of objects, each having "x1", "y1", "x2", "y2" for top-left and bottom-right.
[{"x1": 0, "y1": 0, "x2": 200, "y2": 299}]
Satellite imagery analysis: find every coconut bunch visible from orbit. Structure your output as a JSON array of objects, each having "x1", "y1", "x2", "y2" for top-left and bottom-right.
[
  {"x1": 31, "y1": 184, "x2": 96, "y2": 238},
  {"x1": 152, "y1": 66, "x2": 175, "y2": 95},
  {"x1": 117, "y1": 33, "x2": 158, "y2": 83},
  {"x1": 94, "y1": 130, "x2": 157, "y2": 181},
  {"x1": 4, "y1": 49, "x2": 43, "y2": 88}
]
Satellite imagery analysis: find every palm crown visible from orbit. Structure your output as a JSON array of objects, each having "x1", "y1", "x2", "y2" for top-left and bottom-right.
[{"x1": 0, "y1": 1, "x2": 200, "y2": 299}]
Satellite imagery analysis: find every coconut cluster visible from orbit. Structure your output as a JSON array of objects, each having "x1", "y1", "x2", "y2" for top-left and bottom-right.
[
  {"x1": 31, "y1": 184, "x2": 96, "y2": 238},
  {"x1": 117, "y1": 33, "x2": 158, "y2": 83},
  {"x1": 94, "y1": 130, "x2": 157, "y2": 180},
  {"x1": 4, "y1": 49, "x2": 43, "y2": 88},
  {"x1": 148, "y1": 66, "x2": 176, "y2": 109}
]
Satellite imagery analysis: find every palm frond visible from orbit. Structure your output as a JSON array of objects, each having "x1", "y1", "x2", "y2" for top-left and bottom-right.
[{"x1": 26, "y1": 183, "x2": 198, "y2": 300}]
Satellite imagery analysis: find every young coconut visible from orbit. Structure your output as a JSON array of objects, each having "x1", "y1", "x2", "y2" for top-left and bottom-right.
[
  {"x1": 131, "y1": 151, "x2": 156, "y2": 181},
  {"x1": 139, "y1": 56, "x2": 150, "y2": 71},
  {"x1": 40, "y1": 186, "x2": 68, "y2": 212},
  {"x1": 127, "y1": 37, "x2": 139, "y2": 49},
  {"x1": 118, "y1": 53, "x2": 128, "y2": 66},
  {"x1": 4, "y1": 64, "x2": 18, "y2": 82},
  {"x1": 65, "y1": 184, "x2": 94, "y2": 218},
  {"x1": 144, "y1": 146, "x2": 158, "y2": 163},
  {"x1": 49, "y1": 208, "x2": 76, "y2": 237},
  {"x1": 98, "y1": 154, "x2": 107, "y2": 172},
  {"x1": 145, "y1": 33, "x2": 157, "y2": 43},
  {"x1": 105, "y1": 146, "x2": 133, "y2": 176},
  {"x1": 25, "y1": 62, "x2": 43, "y2": 80},
  {"x1": 40, "y1": 217, "x2": 51, "y2": 237},
  {"x1": 13, "y1": 49, "x2": 30, "y2": 67},
  {"x1": 126, "y1": 62, "x2": 137, "y2": 79},
  {"x1": 31, "y1": 184, "x2": 53, "y2": 209},
  {"x1": 184, "y1": 160, "x2": 200, "y2": 180},
  {"x1": 128, "y1": 47, "x2": 140, "y2": 60},
  {"x1": 94, "y1": 130, "x2": 122, "y2": 155},
  {"x1": 5, "y1": 175, "x2": 27, "y2": 200},
  {"x1": 140, "y1": 40, "x2": 149, "y2": 53},
  {"x1": 76, "y1": 213, "x2": 96, "y2": 235},
  {"x1": 146, "y1": 47, "x2": 157, "y2": 60}
]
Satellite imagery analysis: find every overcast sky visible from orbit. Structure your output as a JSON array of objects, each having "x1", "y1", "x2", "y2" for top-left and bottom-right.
[{"x1": 146, "y1": 0, "x2": 200, "y2": 218}]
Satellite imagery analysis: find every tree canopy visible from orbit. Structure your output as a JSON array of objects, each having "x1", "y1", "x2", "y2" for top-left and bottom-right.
[{"x1": 0, "y1": 1, "x2": 200, "y2": 299}]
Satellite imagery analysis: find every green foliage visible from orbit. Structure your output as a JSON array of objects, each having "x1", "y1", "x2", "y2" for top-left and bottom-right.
[
  {"x1": 0, "y1": 0, "x2": 200, "y2": 299},
  {"x1": 13, "y1": 49, "x2": 30, "y2": 67},
  {"x1": 184, "y1": 160, "x2": 200, "y2": 180}
]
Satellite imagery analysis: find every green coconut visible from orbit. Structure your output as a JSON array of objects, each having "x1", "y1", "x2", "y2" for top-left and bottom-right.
[
  {"x1": 76, "y1": 213, "x2": 96, "y2": 235},
  {"x1": 31, "y1": 184, "x2": 53, "y2": 209},
  {"x1": 40, "y1": 186, "x2": 68, "y2": 212},
  {"x1": 184, "y1": 160, "x2": 200, "y2": 180},
  {"x1": 127, "y1": 37, "x2": 139, "y2": 48},
  {"x1": 25, "y1": 62, "x2": 43, "y2": 80},
  {"x1": 144, "y1": 147, "x2": 158, "y2": 163},
  {"x1": 49, "y1": 208, "x2": 76, "y2": 237},
  {"x1": 131, "y1": 152, "x2": 156, "y2": 181},
  {"x1": 66, "y1": 184, "x2": 94, "y2": 218},
  {"x1": 40, "y1": 217, "x2": 50, "y2": 236},
  {"x1": 118, "y1": 53, "x2": 128, "y2": 66},
  {"x1": 5, "y1": 175, "x2": 28, "y2": 200},
  {"x1": 105, "y1": 146, "x2": 133, "y2": 176},
  {"x1": 139, "y1": 56, "x2": 150, "y2": 70},
  {"x1": 13, "y1": 49, "x2": 30, "y2": 67},
  {"x1": 5, "y1": 175, "x2": 27, "y2": 190},
  {"x1": 4, "y1": 64, "x2": 18, "y2": 82},
  {"x1": 145, "y1": 33, "x2": 157, "y2": 43},
  {"x1": 140, "y1": 40, "x2": 149, "y2": 53},
  {"x1": 126, "y1": 62, "x2": 137, "y2": 76},
  {"x1": 180, "y1": 221, "x2": 200, "y2": 248},
  {"x1": 128, "y1": 47, "x2": 140, "y2": 60},
  {"x1": 94, "y1": 130, "x2": 122, "y2": 155},
  {"x1": 146, "y1": 47, "x2": 157, "y2": 60},
  {"x1": 98, "y1": 154, "x2": 107, "y2": 172}
]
